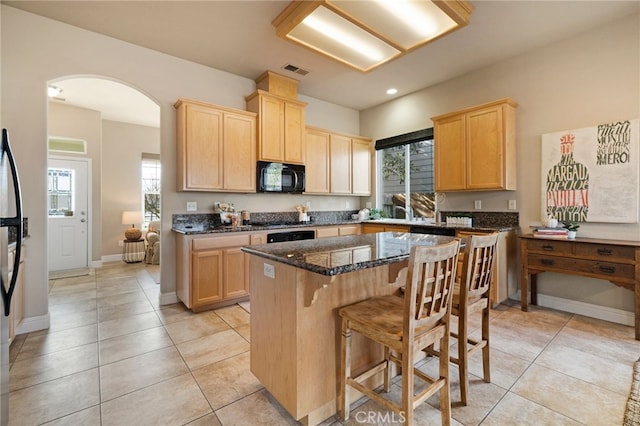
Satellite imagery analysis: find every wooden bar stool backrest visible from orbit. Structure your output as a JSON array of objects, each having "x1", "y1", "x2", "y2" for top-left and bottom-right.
[
  {"x1": 404, "y1": 239, "x2": 461, "y2": 337},
  {"x1": 459, "y1": 233, "x2": 498, "y2": 302}
]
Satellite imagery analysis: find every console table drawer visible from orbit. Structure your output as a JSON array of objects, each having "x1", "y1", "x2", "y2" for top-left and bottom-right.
[
  {"x1": 526, "y1": 239, "x2": 572, "y2": 255},
  {"x1": 574, "y1": 243, "x2": 636, "y2": 262},
  {"x1": 528, "y1": 254, "x2": 635, "y2": 280}
]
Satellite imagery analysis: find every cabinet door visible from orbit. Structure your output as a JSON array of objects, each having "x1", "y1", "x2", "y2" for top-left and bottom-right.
[
  {"x1": 339, "y1": 225, "x2": 360, "y2": 236},
  {"x1": 305, "y1": 128, "x2": 330, "y2": 194},
  {"x1": 362, "y1": 224, "x2": 385, "y2": 234},
  {"x1": 330, "y1": 134, "x2": 352, "y2": 194},
  {"x1": 351, "y1": 137, "x2": 371, "y2": 195},
  {"x1": 183, "y1": 104, "x2": 223, "y2": 190},
  {"x1": 223, "y1": 248, "x2": 249, "y2": 299},
  {"x1": 434, "y1": 114, "x2": 466, "y2": 191},
  {"x1": 223, "y1": 113, "x2": 256, "y2": 191},
  {"x1": 192, "y1": 250, "x2": 223, "y2": 307},
  {"x1": 259, "y1": 95, "x2": 285, "y2": 162},
  {"x1": 316, "y1": 227, "x2": 339, "y2": 238},
  {"x1": 466, "y1": 105, "x2": 504, "y2": 189},
  {"x1": 284, "y1": 102, "x2": 305, "y2": 164}
]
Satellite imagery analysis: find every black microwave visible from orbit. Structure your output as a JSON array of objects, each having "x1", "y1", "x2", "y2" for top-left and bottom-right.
[{"x1": 257, "y1": 161, "x2": 305, "y2": 193}]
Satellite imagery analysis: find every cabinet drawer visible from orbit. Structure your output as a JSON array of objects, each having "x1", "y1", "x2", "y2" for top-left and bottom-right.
[
  {"x1": 526, "y1": 239, "x2": 572, "y2": 255},
  {"x1": 192, "y1": 235, "x2": 251, "y2": 251},
  {"x1": 574, "y1": 243, "x2": 636, "y2": 262},
  {"x1": 528, "y1": 254, "x2": 635, "y2": 281}
]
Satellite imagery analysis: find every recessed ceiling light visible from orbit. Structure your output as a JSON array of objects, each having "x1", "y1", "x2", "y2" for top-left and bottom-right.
[
  {"x1": 386, "y1": 88, "x2": 398, "y2": 95},
  {"x1": 47, "y1": 85, "x2": 62, "y2": 97}
]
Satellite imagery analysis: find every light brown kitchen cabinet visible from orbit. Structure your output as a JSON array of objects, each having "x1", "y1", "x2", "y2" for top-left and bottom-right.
[
  {"x1": 176, "y1": 233, "x2": 251, "y2": 311},
  {"x1": 433, "y1": 98, "x2": 517, "y2": 191},
  {"x1": 246, "y1": 90, "x2": 307, "y2": 164},
  {"x1": 315, "y1": 224, "x2": 361, "y2": 238},
  {"x1": 330, "y1": 133, "x2": 352, "y2": 194},
  {"x1": 175, "y1": 98, "x2": 256, "y2": 192},
  {"x1": 304, "y1": 128, "x2": 331, "y2": 194},
  {"x1": 351, "y1": 137, "x2": 372, "y2": 195},
  {"x1": 305, "y1": 126, "x2": 371, "y2": 196},
  {"x1": 362, "y1": 223, "x2": 410, "y2": 233}
]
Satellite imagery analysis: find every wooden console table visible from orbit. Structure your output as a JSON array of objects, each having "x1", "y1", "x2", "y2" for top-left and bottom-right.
[{"x1": 520, "y1": 234, "x2": 640, "y2": 340}]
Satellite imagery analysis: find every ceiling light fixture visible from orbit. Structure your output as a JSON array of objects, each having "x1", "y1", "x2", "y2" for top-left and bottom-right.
[
  {"x1": 47, "y1": 85, "x2": 62, "y2": 97},
  {"x1": 386, "y1": 88, "x2": 398, "y2": 95},
  {"x1": 273, "y1": 0, "x2": 473, "y2": 72}
]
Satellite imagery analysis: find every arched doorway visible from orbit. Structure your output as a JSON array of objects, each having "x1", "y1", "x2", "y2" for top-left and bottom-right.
[{"x1": 46, "y1": 76, "x2": 161, "y2": 280}]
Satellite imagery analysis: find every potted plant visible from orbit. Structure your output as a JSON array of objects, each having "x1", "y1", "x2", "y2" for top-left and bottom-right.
[{"x1": 562, "y1": 221, "x2": 580, "y2": 239}]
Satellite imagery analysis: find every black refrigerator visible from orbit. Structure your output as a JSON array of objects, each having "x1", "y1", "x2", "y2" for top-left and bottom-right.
[{"x1": 0, "y1": 129, "x2": 24, "y2": 425}]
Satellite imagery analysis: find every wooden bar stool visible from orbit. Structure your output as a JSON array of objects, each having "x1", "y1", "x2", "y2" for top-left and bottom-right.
[
  {"x1": 427, "y1": 232, "x2": 498, "y2": 406},
  {"x1": 338, "y1": 239, "x2": 461, "y2": 425}
]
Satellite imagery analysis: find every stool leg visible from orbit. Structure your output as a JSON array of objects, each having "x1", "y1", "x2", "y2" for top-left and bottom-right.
[
  {"x1": 401, "y1": 344, "x2": 414, "y2": 425},
  {"x1": 440, "y1": 330, "x2": 452, "y2": 426},
  {"x1": 383, "y1": 346, "x2": 391, "y2": 392},
  {"x1": 458, "y1": 307, "x2": 469, "y2": 406},
  {"x1": 482, "y1": 304, "x2": 491, "y2": 383},
  {"x1": 339, "y1": 318, "x2": 351, "y2": 420}
]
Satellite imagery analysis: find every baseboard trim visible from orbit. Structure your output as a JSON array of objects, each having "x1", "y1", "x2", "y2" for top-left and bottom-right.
[
  {"x1": 159, "y1": 291, "x2": 178, "y2": 306},
  {"x1": 101, "y1": 254, "x2": 121, "y2": 263},
  {"x1": 511, "y1": 292, "x2": 634, "y2": 326},
  {"x1": 16, "y1": 312, "x2": 51, "y2": 334}
]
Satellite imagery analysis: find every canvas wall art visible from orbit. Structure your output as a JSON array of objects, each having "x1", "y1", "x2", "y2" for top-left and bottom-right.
[{"x1": 541, "y1": 119, "x2": 639, "y2": 223}]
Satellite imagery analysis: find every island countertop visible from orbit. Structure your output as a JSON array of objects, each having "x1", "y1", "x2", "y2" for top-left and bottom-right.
[{"x1": 241, "y1": 231, "x2": 459, "y2": 276}]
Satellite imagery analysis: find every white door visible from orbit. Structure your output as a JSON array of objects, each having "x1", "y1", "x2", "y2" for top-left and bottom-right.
[{"x1": 47, "y1": 158, "x2": 89, "y2": 271}]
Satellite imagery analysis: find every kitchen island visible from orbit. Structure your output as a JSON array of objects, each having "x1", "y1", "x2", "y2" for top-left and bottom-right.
[{"x1": 241, "y1": 232, "x2": 459, "y2": 425}]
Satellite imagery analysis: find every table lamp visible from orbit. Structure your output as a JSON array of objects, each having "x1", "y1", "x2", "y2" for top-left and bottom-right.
[{"x1": 122, "y1": 210, "x2": 144, "y2": 241}]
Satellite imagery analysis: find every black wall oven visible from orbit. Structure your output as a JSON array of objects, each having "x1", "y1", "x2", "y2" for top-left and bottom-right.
[{"x1": 257, "y1": 161, "x2": 305, "y2": 193}]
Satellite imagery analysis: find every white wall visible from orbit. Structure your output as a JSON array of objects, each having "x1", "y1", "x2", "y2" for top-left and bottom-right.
[
  {"x1": 102, "y1": 120, "x2": 160, "y2": 256},
  {"x1": 1, "y1": 6, "x2": 362, "y2": 329},
  {"x1": 361, "y1": 13, "x2": 640, "y2": 314}
]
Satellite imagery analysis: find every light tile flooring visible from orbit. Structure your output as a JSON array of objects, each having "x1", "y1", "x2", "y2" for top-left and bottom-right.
[{"x1": 8, "y1": 261, "x2": 640, "y2": 425}]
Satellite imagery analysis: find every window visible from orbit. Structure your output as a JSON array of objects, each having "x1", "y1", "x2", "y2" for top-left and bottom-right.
[
  {"x1": 376, "y1": 128, "x2": 436, "y2": 219},
  {"x1": 142, "y1": 153, "x2": 160, "y2": 223},
  {"x1": 48, "y1": 168, "x2": 74, "y2": 217}
]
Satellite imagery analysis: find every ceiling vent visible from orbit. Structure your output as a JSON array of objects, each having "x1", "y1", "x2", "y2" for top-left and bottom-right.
[{"x1": 282, "y1": 63, "x2": 310, "y2": 76}]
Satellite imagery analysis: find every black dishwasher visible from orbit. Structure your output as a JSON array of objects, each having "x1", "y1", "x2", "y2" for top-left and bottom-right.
[
  {"x1": 267, "y1": 230, "x2": 315, "y2": 243},
  {"x1": 408, "y1": 226, "x2": 456, "y2": 236}
]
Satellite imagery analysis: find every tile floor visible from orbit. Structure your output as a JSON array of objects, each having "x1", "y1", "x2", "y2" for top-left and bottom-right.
[{"x1": 8, "y1": 261, "x2": 640, "y2": 425}]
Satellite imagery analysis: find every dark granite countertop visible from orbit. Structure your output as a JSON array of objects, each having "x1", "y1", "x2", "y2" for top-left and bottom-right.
[
  {"x1": 241, "y1": 232, "x2": 459, "y2": 276},
  {"x1": 172, "y1": 219, "x2": 516, "y2": 235},
  {"x1": 171, "y1": 219, "x2": 362, "y2": 235}
]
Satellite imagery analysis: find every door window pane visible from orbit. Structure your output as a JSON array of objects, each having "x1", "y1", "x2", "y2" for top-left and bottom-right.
[{"x1": 48, "y1": 168, "x2": 74, "y2": 217}]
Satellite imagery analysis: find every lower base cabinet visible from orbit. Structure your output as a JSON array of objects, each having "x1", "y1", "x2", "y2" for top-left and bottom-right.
[
  {"x1": 8, "y1": 244, "x2": 24, "y2": 342},
  {"x1": 177, "y1": 234, "x2": 254, "y2": 311}
]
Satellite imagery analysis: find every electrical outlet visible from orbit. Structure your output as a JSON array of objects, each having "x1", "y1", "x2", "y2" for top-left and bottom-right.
[
  {"x1": 263, "y1": 263, "x2": 275, "y2": 279},
  {"x1": 118, "y1": 240, "x2": 124, "y2": 247},
  {"x1": 346, "y1": 201, "x2": 351, "y2": 209},
  {"x1": 474, "y1": 200, "x2": 482, "y2": 209},
  {"x1": 186, "y1": 201, "x2": 197, "y2": 212},
  {"x1": 508, "y1": 199, "x2": 517, "y2": 210}
]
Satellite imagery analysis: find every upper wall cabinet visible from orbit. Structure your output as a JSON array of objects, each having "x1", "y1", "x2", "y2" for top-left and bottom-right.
[
  {"x1": 432, "y1": 98, "x2": 517, "y2": 191},
  {"x1": 175, "y1": 98, "x2": 256, "y2": 192},
  {"x1": 305, "y1": 126, "x2": 372, "y2": 196},
  {"x1": 246, "y1": 72, "x2": 307, "y2": 165}
]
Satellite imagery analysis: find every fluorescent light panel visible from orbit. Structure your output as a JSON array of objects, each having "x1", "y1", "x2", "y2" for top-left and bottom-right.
[{"x1": 274, "y1": 0, "x2": 472, "y2": 72}]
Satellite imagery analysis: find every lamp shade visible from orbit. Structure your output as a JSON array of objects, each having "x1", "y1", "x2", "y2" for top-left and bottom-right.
[
  {"x1": 122, "y1": 211, "x2": 144, "y2": 226},
  {"x1": 122, "y1": 211, "x2": 144, "y2": 241}
]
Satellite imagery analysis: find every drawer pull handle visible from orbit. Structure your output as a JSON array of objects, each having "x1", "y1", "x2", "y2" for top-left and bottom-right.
[
  {"x1": 599, "y1": 265, "x2": 616, "y2": 274},
  {"x1": 597, "y1": 248, "x2": 613, "y2": 256},
  {"x1": 541, "y1": 259, "x2": 554, "y2": 266},
  {"x1": 542, "y1": 245, "x2": 554, "y2": 251}
]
